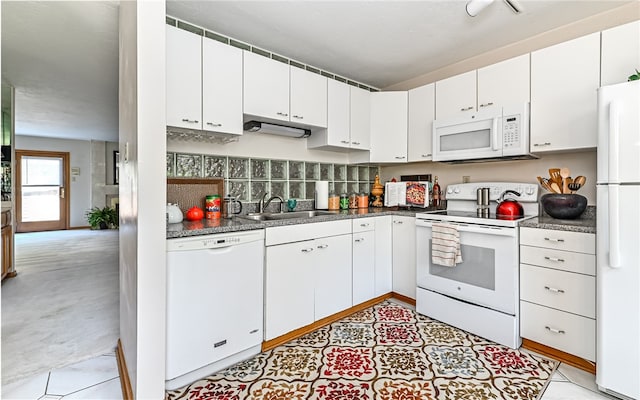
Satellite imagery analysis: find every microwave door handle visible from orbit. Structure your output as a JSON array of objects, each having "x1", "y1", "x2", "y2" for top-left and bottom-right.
[{"x1": 492, "y1": 117, "x2": 499, "y2": 151}]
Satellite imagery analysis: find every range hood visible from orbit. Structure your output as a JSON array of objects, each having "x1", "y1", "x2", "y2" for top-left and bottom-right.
[{"x1": 244, "y1": 121, "x2": 311, "y2": 138}]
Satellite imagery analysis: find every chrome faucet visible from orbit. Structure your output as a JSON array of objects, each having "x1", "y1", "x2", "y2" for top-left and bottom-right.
[{"x1": 258, "y1": 193, "x2": 284, "y2": 213}]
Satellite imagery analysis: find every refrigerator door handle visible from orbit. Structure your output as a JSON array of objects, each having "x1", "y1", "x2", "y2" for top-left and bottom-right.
[
  {"x1": 608, "y1": 101, "x2": 620, "y2": 183},
  {"x1": 609, "y1": 184, "x2": 621, "y2": 268}
]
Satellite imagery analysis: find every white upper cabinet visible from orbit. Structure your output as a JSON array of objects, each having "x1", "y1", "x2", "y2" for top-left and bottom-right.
[
  {"x1": 477, "y1": 54, "x2": 530, "y2": 110},
  {"x1": 290, "y1": 66, "x2": 327, "y2": 128},
  {"x1": 435, "y1": 54, "x2": 530, "y2": 121},
  {"x1": 350, "y1": 86, "x2": 371, "y2": 150},
  {"x1": 202, "y1": 38, "x2": 243, "y2": 135},
  {"x1": 243, "y1": 51, "x2": 290, "y2": 123},
  {"x1": 601, "y1": 20, "x2": 640, "y2": 86},
  {"x1": 370, "y1": 91, "x2": 408, "y2": 163},
  {"x1": 407, "y1": 83, "x2": 435, "y2": 162},
  {"x1": 166, "y1": 25, "x2": 202, "y2": 130},
  {"x1": 530, "y1": 32, "x2": 600, "y2": 152},
  {"x1": 244, "y1": 51, "x2": 327, "y2": 128},
  {"x1": 435, "y1": 70, "x2": 476, "y2": 120}
]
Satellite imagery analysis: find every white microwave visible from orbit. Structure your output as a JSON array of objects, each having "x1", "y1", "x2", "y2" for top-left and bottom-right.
[{"x1": 432, "y1": 103, "x2": 535, "y2": 162}]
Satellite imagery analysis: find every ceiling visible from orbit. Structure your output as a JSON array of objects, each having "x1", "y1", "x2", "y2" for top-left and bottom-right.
[{"x1": 1, "y1": 1, "x2": 632, "y2": 143}]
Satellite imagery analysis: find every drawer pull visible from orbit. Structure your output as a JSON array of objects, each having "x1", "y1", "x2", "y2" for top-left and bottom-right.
[
  {"x1": 317, "y1": 244, "x2": 328, "y2": 249},
  {"x1": 354, "y1": 238, "x2": 365, "y2": 243},
  {"x1": 545, "y1": 326, "x2": 565, "y2": 334},
  {"x1": 544, "y1": 256, "x2": 565, "y2": 262},
  {"x1": 544, "y1": 286, "x2": 565, "y2": 294},
  {"x1": 301, "y1": 248, "x2": 314, "y2": 253},
  {"x1": 360, "y1": 223, "x2": 370, "y2": 227},
  {"x1": 544, "y1": 237, "x2": 565, "y2": 243}
]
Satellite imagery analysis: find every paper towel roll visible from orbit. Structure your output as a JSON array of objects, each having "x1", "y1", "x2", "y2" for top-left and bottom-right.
[{"x1": 315, "y1": 181, "x2": 329, "y2": 209}]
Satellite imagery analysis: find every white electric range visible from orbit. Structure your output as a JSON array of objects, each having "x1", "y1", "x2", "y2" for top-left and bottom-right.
[{"x1": 415, "y1": 182, "x2": 539, "y2": 348}]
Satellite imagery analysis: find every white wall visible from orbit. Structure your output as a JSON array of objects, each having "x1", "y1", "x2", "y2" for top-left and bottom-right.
[
  {"x1": 167, "y1": 131, "x2": 350, "y2": 164},
  {"x1": 14, "y1": 135, "x2": 92, "y2": 227},
  {"x1": 119, "y1": 1, "x2": 167, "y2": 397},
  {"x1": 381, "y1": 150, "x2": 597, "y2": 205}
]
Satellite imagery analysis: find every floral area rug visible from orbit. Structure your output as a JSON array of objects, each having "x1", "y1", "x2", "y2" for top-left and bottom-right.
[{"x1": 166, "y1": 300, "x2": 557, "y2": 400}]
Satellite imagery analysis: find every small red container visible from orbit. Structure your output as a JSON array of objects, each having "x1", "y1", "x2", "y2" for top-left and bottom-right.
[{"x1": 205, "y1": 195, "x2": 221, "y2": 219}]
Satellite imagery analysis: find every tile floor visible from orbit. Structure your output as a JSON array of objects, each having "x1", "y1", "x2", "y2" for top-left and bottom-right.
[{"x1": 1, "y1": 352, "x2": 122, "y2": 400}]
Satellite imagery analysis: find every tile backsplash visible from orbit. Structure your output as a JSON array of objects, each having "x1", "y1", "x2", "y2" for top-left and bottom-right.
[{"x1": 167, "y1": 152, "x2": 379, "y2": 202}]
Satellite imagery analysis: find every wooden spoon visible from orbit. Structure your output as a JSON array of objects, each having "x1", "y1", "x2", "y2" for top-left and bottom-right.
[
  {"x1": 574, "y1": 176, "x2": 586, "y2": 186},
  {"x1": 560, "y1": 167, "x2": 571, "y2": 194},
  {"x1": 537, "y1": 176, "x2": 554, "y2": 192},
  {"x1": 550, "y1": 181, "x2": 562, "y2": 194},
  {"x1": 549, "y1": 168, "x2": 562, "y2": 186}
]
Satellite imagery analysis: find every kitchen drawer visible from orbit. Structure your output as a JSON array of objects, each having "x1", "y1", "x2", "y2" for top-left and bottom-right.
[
  {"x1": 520, "y1": 301, "x2": 595, "y2": 361},
  {"x1": 520, "y1": 264, "x2": 595, "y2": 318},
  {"x1": 520, "y1": 245, "x2": 596, "y2": 276},
  {"x1": 266, "y1": 219, "x2": 351, "y2": 246},
  {"x1": 352, "y1": 218, "x2": 375, "y2": 233},
  {"x1": 520, "y1": 227, "x2": 595, "y2": 254}
]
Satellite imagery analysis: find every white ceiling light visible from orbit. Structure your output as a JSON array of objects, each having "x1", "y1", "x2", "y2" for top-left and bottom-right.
[{"x1": 466, "y1": 0, "x2": 523, "y2": 17}]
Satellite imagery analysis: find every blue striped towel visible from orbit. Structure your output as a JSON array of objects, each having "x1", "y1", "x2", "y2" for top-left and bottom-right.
[{"x1": 431, "y1": 222, "x2": 463, "y2": 267}]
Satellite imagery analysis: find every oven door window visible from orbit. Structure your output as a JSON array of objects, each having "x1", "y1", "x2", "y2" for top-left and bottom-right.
[{"x1": 416, "y1": 224, "x2": 518, "y2": 315}]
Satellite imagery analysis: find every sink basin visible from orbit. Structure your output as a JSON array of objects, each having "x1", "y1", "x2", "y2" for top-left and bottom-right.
[{"x1": 238, "y1": 210, "x2": 338, "y2": 221}]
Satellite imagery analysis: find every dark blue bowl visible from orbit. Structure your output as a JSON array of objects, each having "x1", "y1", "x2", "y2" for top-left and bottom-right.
[{"x1": 541, "y1": 194, "x2": 587, "y2": 219}]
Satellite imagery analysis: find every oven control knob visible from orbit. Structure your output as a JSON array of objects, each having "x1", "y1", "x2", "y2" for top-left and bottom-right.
[
  {"x1": 525, "y1": 187, "x2": 535, "y2": 195},
  {"x1": 454, "y1": 188, "x2": 461, "y2": 194},
  {"x1": 447, "y1": 187, "x2": 454, "y2": 194}
]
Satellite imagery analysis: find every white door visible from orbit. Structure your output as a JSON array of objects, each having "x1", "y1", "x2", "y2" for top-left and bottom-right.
[
  {"x1": 326, "y1": 79, "x2": 351, "y2": 148},
  {"x1": 290, "y1": 67, "x2": 327, "y2": 128},
  {"x1": 477, "y1": 54, "x2": 530, "y2": 111},
  {"x1": 435, "y1": 70, "x2": 476, "y2": 119},
  {"x1": 601, "y1": 20, "x2": 640, "y2": 86},
  {"x1": 596, "y1": 184, "x2": 640, "y2": 399},
  {"x1": 374, "y1": 216, "x2": 393, "y2": 296},
  {"x1": 352, "y1": 230, "x2": 375, "y2": 305},
  {"x1": 202, "y1": 38, "x2": 243, "y2": 135},
  {"x1": 166, "y1": 25, "x2": 202, "y2": 129},
  {"x1": 314, "y1": 234, "x2": 352, "y2": 320},
  {"x1": 416, "y1": 220, "x2": 518, "y2": 314},
  {"x1": 350, "y1": 86, "x2": 371, "y2": 150},
  {"x1": 265, "y1": 240, "x2": 315, "y2": 340},
  {"x1": 392, "y1": 216, "x2": 416, "y2": 299},
  {"x1": 407, "y1": 83, "x2": 435, "y2": 162},
  {"x1": 370, "y1": 92, "x2": 408, "y2": 163},
  {"x1": 243, "y1": 50, "x2": 289, "y2": 122}
]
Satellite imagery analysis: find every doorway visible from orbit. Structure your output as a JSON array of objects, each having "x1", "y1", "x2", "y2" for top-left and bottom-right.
[{"x1": 15, "y1": 150, "x2": 70, "y2": 232}]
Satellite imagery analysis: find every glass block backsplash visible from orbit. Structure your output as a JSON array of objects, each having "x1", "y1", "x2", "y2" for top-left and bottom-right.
[{"x1": 167, "y1": 152, "x2": 379, "y2": 202}]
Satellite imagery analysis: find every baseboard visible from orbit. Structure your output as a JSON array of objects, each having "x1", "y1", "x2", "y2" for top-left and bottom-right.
[
  {"x1": 522, "y1": 338, "x2": 596, "y2": 374},
  {"x1": 391, "y1": 292, "x2": 416, "y2": 306},
  {"x1": 262, "y1": 293, "x2": 393, "y2": 351},
  {"x1": 69, "y1": 225, "x2": 92, "y2": 230},
  {"x1": 116, "y1": 339, "x2": 133, "y2": 400}
]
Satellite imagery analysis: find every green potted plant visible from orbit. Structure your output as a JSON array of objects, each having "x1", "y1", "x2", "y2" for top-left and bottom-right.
[
  {"x1": 629, "y1": 69, "x2": 640, "y2": 81},
  {"x1": 86, "y1": 206, "x2": 118, "y2": 230}
]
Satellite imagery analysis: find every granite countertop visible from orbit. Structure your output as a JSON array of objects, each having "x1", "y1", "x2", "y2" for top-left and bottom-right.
[
  {"x1": 167, "y1": 207, "x2": 422, "y2": 239},
  {"x1": 519, "y1": 206, "x2": 596, "y2": 234}
]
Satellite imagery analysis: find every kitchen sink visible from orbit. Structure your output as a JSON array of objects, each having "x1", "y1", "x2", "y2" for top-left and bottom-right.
[{"x1": 238, "y1": 210, "x2": 339, "y2": 221}]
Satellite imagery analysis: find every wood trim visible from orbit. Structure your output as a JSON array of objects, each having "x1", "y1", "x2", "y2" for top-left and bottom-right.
[
  {"x1": 262, "y1": 293, "x2": 392, "y2": 351},
  {"x1": 391, "y1": 292, "x2": 416, "y2": 306},
  {"x1": 522, "y1": 338, "x2": 596, "y2": 374},
  {"x1": 116, "y1": 339, "x2": 133, "y2": 400},
  {"x1": 68, "y1": 225, "x2": 92, "y2": 230}
]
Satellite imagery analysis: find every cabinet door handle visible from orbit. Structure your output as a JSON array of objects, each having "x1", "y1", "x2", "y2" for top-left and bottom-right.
[
  {"x1": 276, "y1": 112, "x2": 289, "y2": 117},
  {"x1": 395, "y1": 156, "x2": 406, "y2": 159},
  {"x1": 479, "y1": 102, "x2": 494, "y2": 108},
  {"x1": 292, "y1": 115, "x2": 304, "y2": 119},
  {"x1": 354, "y1": 238, "x2": 365, "y2": 243},
  {"x1": 393, "y1": 220, "x2": 404, "y2": 224},
  {"x1": 317, "y1": 244, "x2": 328, "y2": 249},
  {"x1": 533, "y1": 142, "x2": 552, "y2": 147},
  {"x1": 301, "y1": 248, "x2": 314, "y2": 253},
  {"x1": 544, "y1": 256, "x2": 565, "y2": 262},
  {"x1": 460, "y1": 106, "x2": 474, "y2": 111},
  {"x1": 421, "y1": 154, "x2": 432, "y2": 157},
  {"x1": 360, "y1": 223, "x2": 370, "y2": 227},
  {"x1": 181, "y1": 118, "x2": 199, "y2": 123},
  {"x1": 340, "y1": 140, "x2": 350, "y2": 144},
  {"x1": 351, "y1": 141, "x2": 361, "y2": 145},
  {"x1": 206, "y1": 122, "x2": 222, "y2": 127},
  {"x1": 545, "y1": 326, "x2": 565, "y2": 334},
  {"x1": 544, "y1": 237, "x2": 565, "y2": 243},
  {"x1": 544, "y1": 286, "x2": 565, "y2": 294}
]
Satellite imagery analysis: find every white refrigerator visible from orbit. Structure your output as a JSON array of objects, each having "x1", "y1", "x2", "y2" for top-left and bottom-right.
[{"x1": 596, "y1": 80, "x2": 640, "y2": 400}]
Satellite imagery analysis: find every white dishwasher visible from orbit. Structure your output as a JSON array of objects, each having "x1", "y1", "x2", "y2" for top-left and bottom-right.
[{"x1": 165, "y1": 229, "x2": 265, "y2": 390}]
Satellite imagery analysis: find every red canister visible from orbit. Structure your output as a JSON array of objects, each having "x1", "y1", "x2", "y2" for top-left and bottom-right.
[{"x1": 205, "y1": 195, "x2": 221, "y2": 219}]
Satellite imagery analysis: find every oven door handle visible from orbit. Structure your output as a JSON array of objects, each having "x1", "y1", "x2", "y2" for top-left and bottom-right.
[{"x1": 416, "y1": 219, "x2": 516, "y2": 237}]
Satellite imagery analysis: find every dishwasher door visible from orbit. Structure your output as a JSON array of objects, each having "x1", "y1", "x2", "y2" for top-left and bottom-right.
[{"x1": 166, "y1": 230, "x2": 264, "y2": 381}]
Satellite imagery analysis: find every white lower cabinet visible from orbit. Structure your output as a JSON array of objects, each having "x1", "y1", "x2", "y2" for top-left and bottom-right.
[
  {"x1": 519, "y1": 227, "x2": 596, "y2": 361},
  {"x1": 352, "y1": 223, "x2": 375, "y2": 306},
  {"x1": 264, "y1": 220, "x2": 352, "y2": 340},
  {"x1": 374, "y1": 216, "x2": 393, "y2": 296},
  {"x1": 392, "y1": 215, "x2": 416, "y2": 299}
]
